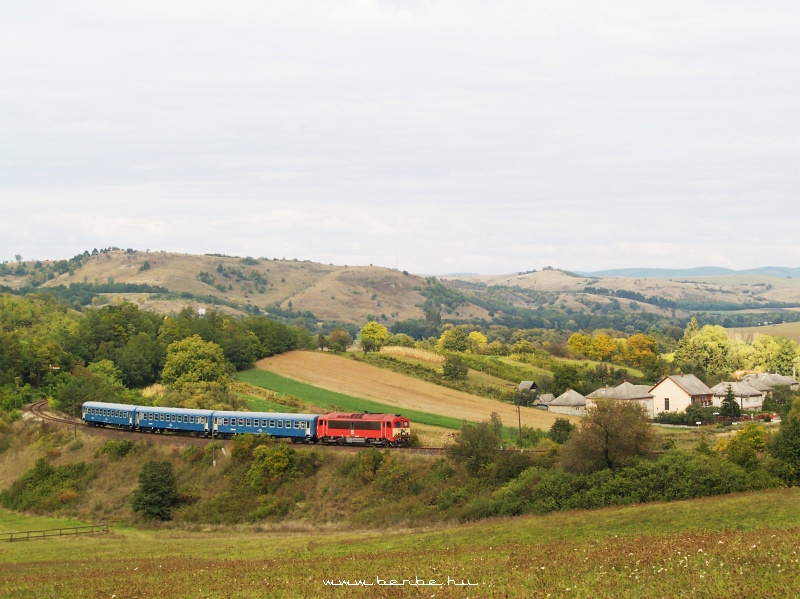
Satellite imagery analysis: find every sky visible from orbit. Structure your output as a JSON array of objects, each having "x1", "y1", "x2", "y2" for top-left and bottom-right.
[{"x1": 2, "y1": 1, "x2": 799, "y2": 275}]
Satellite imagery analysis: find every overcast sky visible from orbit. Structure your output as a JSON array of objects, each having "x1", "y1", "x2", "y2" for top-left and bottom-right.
[{"x1": 2, "y1": 1, "x2": 799, "y2": 274}]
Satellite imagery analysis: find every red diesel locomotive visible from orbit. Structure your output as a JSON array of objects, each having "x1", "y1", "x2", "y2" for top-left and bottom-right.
[{"x1": 316, "y1": 412, "x2": 411, "y2": 447}]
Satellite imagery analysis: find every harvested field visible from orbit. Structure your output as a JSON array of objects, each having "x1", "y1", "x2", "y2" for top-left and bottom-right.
[{"x1": 255, "y1": 351, "x2": 578, "y2": 429}]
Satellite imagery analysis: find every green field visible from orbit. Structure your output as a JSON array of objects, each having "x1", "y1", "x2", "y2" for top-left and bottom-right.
[
  {"x1": 0, "y1": 509, "x2": 89, "y2": 535},
  {"x1": 236, "y1": 369, "x2": 466, "y2": 430},
  {"x1": 2, "y1": 489, "x2": 799, "y2": 597}
]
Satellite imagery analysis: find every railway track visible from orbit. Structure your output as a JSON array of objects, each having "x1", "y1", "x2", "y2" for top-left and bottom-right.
[{"x1": 24, "y1": 401, "x2": 446, "y2": 455}]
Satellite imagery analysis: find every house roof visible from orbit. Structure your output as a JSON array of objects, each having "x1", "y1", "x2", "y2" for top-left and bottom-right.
[
  {"x1": 742, "y1": 378, "x2": 773, "y2": 393},
  {"x1": 742, "y1": 373, "x2": 798, "y2": 387},
  {"x1": 585, "y1": 386, "x2": 615, "y2": 399},
  {"x1": 550, "y1": 389, "x2": 586, "y2": 407},
  {"x1": 518, "y1": 380, "x2": 538, "y2": 392},
  {"x1": 651, "y1": 374, "x2": 713, "y2": 396},
  {"x1": 586, "y1": 382, "x2": 654, "y2": 400},
  {"x1": 710, "y1": 381, "x2": 764, "y2": 398},
  {"x1": 534, "y1": 393, "x2": 556, "y2": 405}
]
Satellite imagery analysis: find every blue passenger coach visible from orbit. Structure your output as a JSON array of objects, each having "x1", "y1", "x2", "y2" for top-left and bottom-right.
[
  {"x1": 135, "y1": 406, "x2": 214, "y2": 436},
  {"x1": 83, "y1": 401, "x2": 136, "y2": 430},
  {"x1": 212, "y1": 411, "x2": 319, "y2": 441}
]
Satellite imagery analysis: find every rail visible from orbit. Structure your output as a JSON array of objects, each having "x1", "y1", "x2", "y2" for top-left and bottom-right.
[{"x1": 1, "y1": 524, "x2": 108, "y2": 542}]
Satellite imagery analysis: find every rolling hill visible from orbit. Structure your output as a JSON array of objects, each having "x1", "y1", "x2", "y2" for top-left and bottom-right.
[{"x1": 4, "y1": 249, "x2": 800, "y2": 326}]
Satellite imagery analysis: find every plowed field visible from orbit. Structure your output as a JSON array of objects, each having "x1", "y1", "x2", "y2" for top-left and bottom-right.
[{"x1": 255, "y1": 351, "x2": 578, "y2": 429}]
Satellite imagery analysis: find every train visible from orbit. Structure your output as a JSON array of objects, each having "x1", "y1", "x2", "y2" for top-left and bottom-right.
[{"x1": 81, "y1": 401, "x2": 412, "y2": 447}]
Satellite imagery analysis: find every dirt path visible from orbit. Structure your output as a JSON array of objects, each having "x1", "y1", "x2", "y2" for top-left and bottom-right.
[{"x1": 256, "y1": 351, "x2": 578, "y2": 429}]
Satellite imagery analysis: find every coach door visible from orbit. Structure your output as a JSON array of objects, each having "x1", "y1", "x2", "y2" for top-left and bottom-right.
[{"x1": 350, "y1": 420, "x2": 355, "y2": 437}]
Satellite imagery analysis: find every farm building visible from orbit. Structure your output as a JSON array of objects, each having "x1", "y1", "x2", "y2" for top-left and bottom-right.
[
  {"x1": 533, "y1": 393, "x2": 555, "y2": 410},
  {"x1": 586, "y1": 382, "x2": 655, "y2": 417},
  {"x1": 648, "y1": 374, "x2": 714, "y2": 416},
  {"x1": 710, "y1": 381, "x2": 765, "y2": 411},
  {"x1": 548, "y1": 389, "x2": 587, "y2": 416}
]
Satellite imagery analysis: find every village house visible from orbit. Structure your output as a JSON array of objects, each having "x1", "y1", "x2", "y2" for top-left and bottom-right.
[
  {"x1": 742, "y1": 372, "x2": 799, "y2": 392},
  {"x1": 648, "y1": 374, "x2": 714, "y2": 416},
  {"x1": 533, "y1": 393, "x2": 555, "y2": 410},
  {"x1": 710, "y1": 381, "x2": 765, "y2": 411},
  {"x1": 586, "y1": 382, "x2": 655, "y2": 417},
  {"x1": 548, "y1": 389, "x2": 587, "y2": 416}
]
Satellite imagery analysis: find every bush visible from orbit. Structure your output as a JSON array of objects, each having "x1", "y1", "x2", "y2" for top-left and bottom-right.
[
  {"x1": 101, "y1": 439, "x2": 134, "y2": 460},
  {"x1": 441, "y1": 355, "x2": 468, "y2": 381},
  {"x1": 131, "y1": 460, "x2": 179, "y2": 521},
  {"x1": 0, "y1": 458, "x2": 93, "y2": 512},
  {"x1": 548, "y1": 418, "x2": 576, "y2": 444}
]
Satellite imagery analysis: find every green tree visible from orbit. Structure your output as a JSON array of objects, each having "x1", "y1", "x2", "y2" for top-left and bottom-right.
[
  {"x1": 437, "y1": 326, "x2": 468, "y2": 352},
  {"x1": 673, "y1": 320, "x2": 731, "y2": 379},
  {"x1": 446, "y1": 421, "x2": 502, "y2": 475},
  {"x1": 442, "y1": 355, "x2": 468, "y2": 380},
  {"x1": 161, "y1": 335, "x2": 230, "y2": 388},
  {"x1": 549, "y1": 417, "x2": 576, "y2": 444},
  {"x1": 360, "y1": 321, "x2": 389, "y2": 354},
  {"x1": 769, "y1": 398, "x2": 800, "y2": 485},
  {"x1": 559, "y1": 399, "x2": 655, "y2": 474},
  {"x1": 131, "y1": 460, "x2": 179, "y2": 520},
  {"x1": 316, "y1": 333, "x2": 328, "y2": 351},
  {"x1": 720, "y1": 384, "x2": 742, "y2": 417},
  {"x1": 716, "y1": 422, "x2": 768, "y2": 471},
  {"x1": 114, "y1": 332, "x2": 164, "y2": 388},
  {"x1": 551, "y1": 363, "x2": 582, "y2": 396}
]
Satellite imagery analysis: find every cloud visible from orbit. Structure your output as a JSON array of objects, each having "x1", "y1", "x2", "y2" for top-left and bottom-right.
[{"x1": 1, "y1": 1, "x2": 799, "y2": 272}]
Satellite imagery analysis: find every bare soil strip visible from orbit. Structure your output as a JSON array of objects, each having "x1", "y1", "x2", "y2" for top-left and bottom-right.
[{"x1": 256, "y1": 351, "x2": 578, "y2": 429}]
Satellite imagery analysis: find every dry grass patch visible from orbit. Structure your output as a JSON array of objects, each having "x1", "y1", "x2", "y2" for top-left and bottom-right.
[{"x1": 380, "y1": 346, "x2": 445, "y2": 364}]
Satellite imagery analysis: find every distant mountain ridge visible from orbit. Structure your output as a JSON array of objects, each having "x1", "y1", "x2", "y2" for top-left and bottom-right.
[{"x1": 577, "y1": 266, "x2": 800, "y2": 279}]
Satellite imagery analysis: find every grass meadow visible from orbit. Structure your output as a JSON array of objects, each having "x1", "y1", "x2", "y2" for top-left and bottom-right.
[
  {"x1": 236, "y1": 369, "x2": 466, "y2": 430},
  {"x1": 2, "y1": 488, "x2": 800, "y2": 597}
]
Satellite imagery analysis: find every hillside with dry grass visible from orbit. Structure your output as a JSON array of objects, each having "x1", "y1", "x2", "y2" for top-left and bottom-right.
[
  {"x1": 454, "y1": 269, "x2": 800, "y2": 309},
  {"x1": 5, "y1": 249, "x2": 800, "y2": 326},
  {"x1": 1, "y1": 250, "x2": 445, "y2": 325}
]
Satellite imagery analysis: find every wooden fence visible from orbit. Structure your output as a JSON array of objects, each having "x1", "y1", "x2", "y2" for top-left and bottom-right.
[{"x1": 1, "y1": 524, "x2": 108, "y2": 542}]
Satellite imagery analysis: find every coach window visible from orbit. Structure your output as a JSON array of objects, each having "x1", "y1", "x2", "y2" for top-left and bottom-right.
[
  {"x1": 222, "y1": 418, "x2": 228, "y2": 426},
  {"x1": 246, "y1": 419, "x2": 251, "y2": 427},
  {"x1": 238, "y1": 418, "x2": 244, "y2": 426},
  {"x1": 267, "y1": 420, "x2": 274, "y2": 428},
  {"x1": 276, "y1": 420, "x2": 282, "y2": 428},
  {"x1": 294, "y1": 421, "x2": 300, "y2": 429}
]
